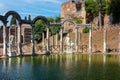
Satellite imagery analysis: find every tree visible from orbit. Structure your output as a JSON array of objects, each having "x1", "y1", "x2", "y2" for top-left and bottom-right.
[
  {"x1": 109, "y1": 0, "x2": 120, "y2": 23},
  {"x1": 55, "y1": 16, "x2": 61, "y2": 22},
  {"x1": 10, "y1": 16, "x2": 17, "y2": 25},
  {"x1": 28, "y1": 15, "x2": 31, "y2": 21},
  {"x1": 86, "y1": 0, "x2": 109, "y2": 23},
  {"x1": 48, "y1": 17, "x2": 61, "y2": 35},
  {"x1": 24, "y1": 16, "x2": 27, "y2": 20},
  {"x1": 34, "y1": 20, "x2": 46, "y2": 43}
]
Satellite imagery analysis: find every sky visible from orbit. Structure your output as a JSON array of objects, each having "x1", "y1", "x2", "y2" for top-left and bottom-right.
[{"x1": 0, "y1": 0, "x2": 68, "y2": 19}]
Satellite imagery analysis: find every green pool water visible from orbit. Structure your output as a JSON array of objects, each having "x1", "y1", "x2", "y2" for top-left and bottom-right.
[{"x1": 0, "y1": 54, "x2": 120, "y2": 80}]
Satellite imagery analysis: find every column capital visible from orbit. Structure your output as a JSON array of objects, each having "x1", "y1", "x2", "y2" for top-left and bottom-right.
[{"x1": 75, "y1": 27, "x2": 79, "y2": 29}]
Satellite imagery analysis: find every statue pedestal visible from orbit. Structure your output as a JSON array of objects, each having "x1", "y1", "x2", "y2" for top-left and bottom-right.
[
  {"x1": 66, "y1": 47, "x2": 73, "y2": 54},
  {"x1": 8, "y1": 51, "x2": 16, "y2": 57}
]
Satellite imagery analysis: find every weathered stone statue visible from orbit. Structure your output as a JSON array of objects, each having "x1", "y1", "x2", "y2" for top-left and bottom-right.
[
  {"x1": 65, "y1": 35, "x2": 74, "y2": 53},
  {"x1": 9, "y1": 35, "x2": 14, "y2": 51},
  {"x1": 8, "y1": 35, "x2": 16, "y2": 57}
]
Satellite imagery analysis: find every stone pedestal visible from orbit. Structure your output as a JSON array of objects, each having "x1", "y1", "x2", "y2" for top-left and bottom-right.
[
  {"x1": 8, "y1": 51, "x2": 16, "y2": 57},
  {"x1": 66, "y1": 47, "x2": 73, "y2": 54}
]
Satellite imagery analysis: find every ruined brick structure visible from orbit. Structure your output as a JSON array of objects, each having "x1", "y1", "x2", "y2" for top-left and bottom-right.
[
  {"x1": 61, "y1": 0, "x2": 86, "y2": 24},
  {"x1": 61, "y1": 0, "x2": 86, "y2": 32}
]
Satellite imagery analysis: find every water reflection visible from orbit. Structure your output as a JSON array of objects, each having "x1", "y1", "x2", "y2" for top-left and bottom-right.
[
  {"x1": 0, "y1": 54, "x2": 120, "y2": 80},
  {"x1": 103, "y1": 54, "x2": 106, "y2": 64}
]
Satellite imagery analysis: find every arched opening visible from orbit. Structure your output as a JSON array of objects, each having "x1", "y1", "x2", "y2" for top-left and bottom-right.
[
  {"x1": 32, "y1": 16, "x2": 50, "y2": 54},
  {"x1": 4, "y1": 11, "x2": 22, "y2": 56},
  {"x1": 61, "y1": 19, "x2": 77, "y2": 53}
]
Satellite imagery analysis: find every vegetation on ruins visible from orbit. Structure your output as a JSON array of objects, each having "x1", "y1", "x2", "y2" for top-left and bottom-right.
[
  {"x1": 70, "y1": 14, "x2": 83, "y2": 24},
  {"x1": 83, "y1": 27, "x2": 89, "y2": 33}
]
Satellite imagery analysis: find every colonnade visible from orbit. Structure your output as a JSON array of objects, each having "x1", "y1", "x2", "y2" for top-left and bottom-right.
[{"x1": 0, "y1": 11, "x2": 113, "y2": 57}]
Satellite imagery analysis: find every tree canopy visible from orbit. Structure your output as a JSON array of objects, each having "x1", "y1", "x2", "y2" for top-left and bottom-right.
[
  {"x1": 34, "y1": 16, "x2": 61, "y2": 43},
  {"x1": 85, "y1": 0, "x2": 120, "y2": 23}
]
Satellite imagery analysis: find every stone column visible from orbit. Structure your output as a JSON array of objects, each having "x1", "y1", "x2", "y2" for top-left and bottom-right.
[
  {"x1": 52, "y1": 35, "x2": 54, "y2": 47},
  {"x1": 42, "y1": 32, "x2": 45, "y2": 49},
  {"x1": 56, "y1": 33, "x2": 58, "y2": 46},
  {"x1": 31, "y1": 25, "x2": 35, "y2": 55},
  {"x1": 18, "y1": 23, "x2": 22, "y2": 56},
  {"x1": 60, "y1": 27, "x2": 63, "y2": 54},
  {"x1": 75, "y1": 27, "x2": 78, "y2": 54},
  {"x1": 46, "y1": 26, "x2": 49, "y2": 52},
  {"x1": 3, "y1": 22, "x2": 7, "y2": 57},
  {"x1": 88, "y1": 26, "x2": 92, "y2": 54},
  {"x1": 103, "y1": 28, "x2": 107, "y2": 53}
]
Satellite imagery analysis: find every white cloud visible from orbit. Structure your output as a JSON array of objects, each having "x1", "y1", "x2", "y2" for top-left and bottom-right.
[
  {"x1": 24, "y1": 0, "x2": 63, "y2": 4},
  {"x1": 40, "y1": 8, "x2": 59, "y2": 13}
]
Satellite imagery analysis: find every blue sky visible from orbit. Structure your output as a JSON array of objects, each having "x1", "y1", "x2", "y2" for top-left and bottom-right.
[{"x1": 0, "y1": 0, "x2": 68, "y2": 19}]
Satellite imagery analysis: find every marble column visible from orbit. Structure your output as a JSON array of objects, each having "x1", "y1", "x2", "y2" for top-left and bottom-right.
[
  {"x1": 56, "y1": 33, "x2": 58, "y2": 46},
  {"x1": 88, "y1": 26, "x2": 92, "y2": 54},
  {"x1": 3, "y1": 22, "x2": 7, "y2": 57},
  {"x1": 42, "y1": 32, "x2": 45, "y2": 49},
  {"x1": 60, "y1": 27, "x2": 63, "y2": 54},
  {"x1": 75, "y1": 27, "x2": 78, "y2": 54},
  {"x1": 103, "y1": 28, "x2": 107, "y2": 53},
  {"x1": 46, "y1": 26, "x2": 49, "y2": 52},
  {"x1": 31, "y1": 25, "x2": 35, "y2": 55},
  {"x1": 18, "y1": 23, "x2": 22, "y2": 56}
]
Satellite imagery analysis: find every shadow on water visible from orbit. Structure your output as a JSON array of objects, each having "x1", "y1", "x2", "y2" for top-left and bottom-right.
[{"x1": 0, "y1": 54, "x2": 120, "y2": 80}]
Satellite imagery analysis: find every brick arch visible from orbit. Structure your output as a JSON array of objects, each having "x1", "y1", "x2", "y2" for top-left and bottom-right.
[
  {"x1": 4, "y1": 11, "x2": 21, "y2": 24},
  {"x1": 32, "y1": 16, "x2": 49, "y2": 26},
  {"x1": 61, "y1": 19, "x2": 77, "y2": 28}
]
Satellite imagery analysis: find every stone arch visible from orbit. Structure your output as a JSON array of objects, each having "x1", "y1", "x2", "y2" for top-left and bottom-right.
[
  {"x1": 32, "y1": 16, "x2": 50, "y2": 54},
  {"x1": 61, "y1": 19, "x2": 78, "y2": 53},
  {"x1": 32, "y1": 16, "x2": 49, "y2": 26},
  {"x1": 61, "y1": 19, "x2": 77, "y2": 28},
  {"x1": 4, "y1": 11, "x2": 22, "y2": 56},
  {"x1": 4, "y1": 11, "x2": 21, "y2": 23}
]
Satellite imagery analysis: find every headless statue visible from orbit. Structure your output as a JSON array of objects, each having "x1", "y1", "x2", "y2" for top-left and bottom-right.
[{"x1": 9, "y1": 35, "x2": 14, "y2": 51}]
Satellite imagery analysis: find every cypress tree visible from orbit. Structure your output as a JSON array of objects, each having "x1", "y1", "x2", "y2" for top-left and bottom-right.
[
  {"x1": 10, "y1": 16, "x2": 17, "y2": 26},
  {"x1": 24, "y1": 16, "x2": 27, "y2": 20},
  {"x1": 28, "y1": 15, "x2": 31, "y2": 21}
]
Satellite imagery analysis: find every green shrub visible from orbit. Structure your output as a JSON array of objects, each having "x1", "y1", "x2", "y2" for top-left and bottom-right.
[{"x1": 83, "y1": 27, "x2": 89, "y2": 33}]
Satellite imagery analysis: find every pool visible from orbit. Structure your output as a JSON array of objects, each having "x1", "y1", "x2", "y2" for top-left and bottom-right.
[{"x1": 0, "y1": 54, "x2": 120, "y2": 80}]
